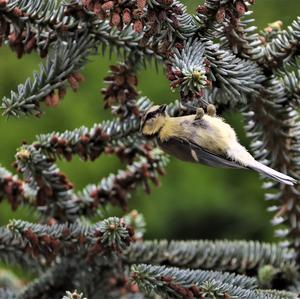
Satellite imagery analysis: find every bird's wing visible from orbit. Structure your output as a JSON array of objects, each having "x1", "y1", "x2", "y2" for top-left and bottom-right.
[{"x1": 158, "y1": 137, "x2": 245, "y2": 169}]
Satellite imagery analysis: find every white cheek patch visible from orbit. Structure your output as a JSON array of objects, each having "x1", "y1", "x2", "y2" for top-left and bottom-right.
[{"x1": 191, "y1": 149, "x2": 199, "y2": 162}]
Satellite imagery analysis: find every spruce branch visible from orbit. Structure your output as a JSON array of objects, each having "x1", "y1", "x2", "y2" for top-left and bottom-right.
[
  {"x1": 35, "y1": 97, "x2": 191, "y2": 164},
  {"x1": 68, "y1": 0, "x2": 147, "y2": 32},
  {"x1": 2, "y1": 33, "x2": 94, "y2": 117},
  {"x1": 1, "y1": 0, "x2": 167, "y2": 66},
  {"x1": 259, "y1": 17, "x2": 300, "y2": 69},
  {"x1": 7, "y1": 219, "x2": 89, "y2": 260},
  {"x1": 0, "y1": 0, "x2": 76, "y2": 58},
  {"x1": 171, "y1": 0, "x2": 198, "y2": 39},
  {"x1": 196, "y1": 0, "x2": 253, "y2": 29},
  {"x1": 195, "y1": 3, "x2": 265, "y2": 62},
  {"x1": 281, "y1": 68, "x2": 300, "y2": 106},
  {"x1": 145, "y1": 0, "x2": 197, "y2": 50},
  {"x1": 131, "y1": 264, "x2": 295, "y2": 299},
  {"x1": 123, "y1": 210, "x2": 146, "y2": 240},
  {"x1": 92, "y1": 20, "x2": 162, "y2": 61},
  {"x1": 36, "y1": 117, "x2": 142, "y2": 162},
  {"x1": 7, "y1": 216, "x2": 134, "y2": 261},
  {"x1": 0, "y1": 165, "x2": 33, "y2": 211},
  {"x1": 218, "y1": 11, "x2": 264, "y2": 61},
  {"x1": 15, "y1": 144, "x2": 79, "y2": 222},
  {"x1": 203, "y1": 39, "x2": 264, "y2": 105},
  {"x1": 35, "y1": 97, "x2": 152, "y2": 161},
  {"x1": 65, "y1": 1, "x2": 165, "y2": 61},
  {"x1": 2, "y1": 0, "x2": 300, "y2": 297},
  {"x1": 131, "y1": 264, "x2": 257, "y2": 298},
  {"x1": 73, "y1": 0, "x2": 197, "y2": 47},
  {"x1": 167, "y1": 39, "x2": 208, "y2": 104},
  {"x1": 67, "y1": 0, "x2": 198, "y2": 60},
  {"x1": 104, "y1": 136, "x2": 153, "y2": 165},
  {"x1": 12, "y1": 98, "x2": 170, "y2": 217},
  {"x1": 166, "y1": 38, "x2": 265, "y2": 106},
  {"x1": 79, "y1": 148, "x2": 168, "y2": 211},
  {"x1": 0, "y1": 227, "x2": 41, "y2": 270},
  {"x1": 19, "y1": 260, "x2": 73, "y2": 299},
  {"x1": 3, "y1": 0, "x2": 75, "y2": 29},
  {"x1": 244, "y1": 78, "x2": 300, "y2": 259},
  {"x1": 102, "y1": 61, "x2": 140, "y2": 118},
  {"x1": 256, "y1": 289, "x2": 298, "y2": 299},
  {"x1": 1, "y1": 141, "x2": 164, "y2": 218},
  {"x1": 125, "y1": 240, "x2": 298, "y2": 287}
]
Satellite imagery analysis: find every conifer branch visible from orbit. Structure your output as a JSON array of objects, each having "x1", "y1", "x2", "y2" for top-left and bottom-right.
[
  {"x1": 0, "y1": 0, "x2": 76, "y2": 57},
  {"x1": 125, "y1": 239, "x2": 296, "y2": 271},
  {"x1": 123, "y1": 210, "x2": 146, "y2": 240},
  {"x1": 2, "y1": 0, "x2": 77, "y2": 31},
  {"x1": 9, "y1": 98, "x2": 168, "y2": 217},
  {"x1": 0, "y1": 165, "x2": 33, "y2": 211},
  {"x1": 2, "y1": 33, "x2": 94, "y2": 118},
  {"x1": 92, "y1": 20, "x2": 162, "y2": 61},
  {"x1": 167, "y1": 38, "x2": 265, "y2": 106},
  {"x1": 102, "y1": 60, "x2": 140, "y2": 118},
  {"x1": 203, "y1": 40, "x2": 264, "y2": 105},
  {"x1": 244, "y1": 77, "x2": 300, "y2": 259},
  {"x1": 131, "y1": 264, "x2": 296, "y2": 299},
  {"x1": 2, "y1": 143, "x2": 167, "y2": 217},
  {"x1": 167, "y1": 39, "x2": 208, "y2": 104},
  {"x1": 196, "y1": 2, "x2": 264, "y2": 62},
  {"x1": 196, "y1": 0, "x2": 253, "y2": 29},
  {"x1": 145, "y1": 0, "x2": 197, "y2": 50},
  {"x1": 218, "y1": 11, "x2": 264, "y2": 61},
  {"x1": 79, "y1": 148, "x2": 168, "y2": 212},
  {"x1": 259, "y1": 17, "x2": 300, "y2": 69},
  {"x1": 7, "y1": 216, "x2": 134, "y2": 261},
  {"x1": 131, "y1": 264, "x2": 256, "y2": 298},
  {"x1": 281, "y1": 68, "x2": 300, "y2": 106},
  {"x1": 2, "y1": 0, "x2": 300, "y2": 297},
  {"x1": 36, "y1": 115, "x2": 143, "y2": 162},
  {"x1": 256, "y1": 289, "x2": 297, "y2": 299},
  {"x1": 35, "y1": 97, "x2": 190, "y2": 163},
  {"x1": 19, "y1": 260, "x2": 73, "y2": 299},
  {"x1": 0, "y1": 227, "x2": 41, "y2": 270},
  {"x1": 125, "y1": 240, "x2": 298, "y2": 287},
  {"x1": 99, "y1": 55, "x2": 152, "y2": 163},
  {"x1": 15, "y1": 144, "x2": 79, "y2": 222}
]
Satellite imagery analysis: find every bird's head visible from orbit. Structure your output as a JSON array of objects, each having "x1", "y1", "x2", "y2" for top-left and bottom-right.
[{"x1": 140, "y1": 104, "x2": 167, "y2": 136}]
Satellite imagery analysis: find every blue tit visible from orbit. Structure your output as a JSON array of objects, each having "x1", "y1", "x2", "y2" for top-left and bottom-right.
[{"x1": 140, "y1": 104, "x2": 296, "y2": 185}]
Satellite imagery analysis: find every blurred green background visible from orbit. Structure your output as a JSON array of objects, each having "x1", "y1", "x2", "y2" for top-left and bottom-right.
[{"x1": 0, "y1": 0, "x2": 299, "y2": 243}]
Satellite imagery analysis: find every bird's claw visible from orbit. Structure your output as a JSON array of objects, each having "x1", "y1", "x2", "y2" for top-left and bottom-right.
[
  {"x1": 195, "y1": 108, "x2": 205, "y2": 120},
  {"x1": 207, "y1": 104, "x2": 216, "y2": 117}
]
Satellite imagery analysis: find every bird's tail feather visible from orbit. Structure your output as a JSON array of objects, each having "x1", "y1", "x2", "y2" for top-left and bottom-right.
[{"x1": 249, "y1": 161, "x2": 296, "y2": 186}]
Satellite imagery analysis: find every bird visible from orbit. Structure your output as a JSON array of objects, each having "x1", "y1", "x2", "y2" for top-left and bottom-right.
[{"x1": 140, "y1": 104, "x2": 296, "y2": 186}]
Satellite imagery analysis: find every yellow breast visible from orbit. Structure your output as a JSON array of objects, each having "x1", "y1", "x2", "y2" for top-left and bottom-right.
[{"x1": 159, "y1": 114, "x2": 237, "y2": 156}]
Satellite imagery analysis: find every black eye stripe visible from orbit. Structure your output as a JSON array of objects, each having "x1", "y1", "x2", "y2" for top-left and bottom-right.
[{"x1": 145, "y1": 110, "x2": 158, "y2": 121}]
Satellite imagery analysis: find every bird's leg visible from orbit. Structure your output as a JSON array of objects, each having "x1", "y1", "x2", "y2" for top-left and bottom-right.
[
  {"x1": 207, "y1": 104, "x2": 216, "y2": 117},
  {"x1": 195, "y1": 107, "x2": 205, "y2": 120}
]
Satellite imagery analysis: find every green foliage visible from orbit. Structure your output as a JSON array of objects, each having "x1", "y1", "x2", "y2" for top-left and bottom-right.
[
  {"x1": 0, "y1": 0, "x2": 300, "y2": 298},
  {"x1": 125, "y1": 240, "x2": 297, "y2": 284},
  {"x1": 2, "y1": 34, "x2": 95, "y2": 117},
  {"x1": 131, "y1": 264, "x2": 296, "y2": 299}
]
